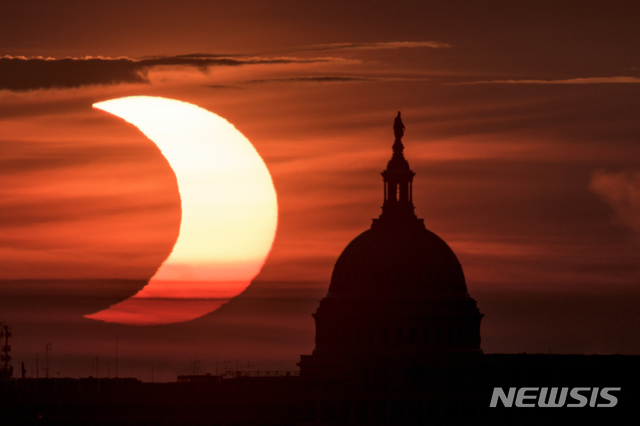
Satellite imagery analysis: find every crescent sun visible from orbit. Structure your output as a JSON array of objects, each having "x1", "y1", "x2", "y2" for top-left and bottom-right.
[{"x1": 85, "y1": 96, "x2": 278, "y2": 325}]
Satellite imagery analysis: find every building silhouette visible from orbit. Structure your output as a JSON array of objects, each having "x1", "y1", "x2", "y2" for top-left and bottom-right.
[
  {"x1": 293, "y1": 114, "x2": 637, "y2": 424},
  {"x1": 299, "y1": 111, "x2": 483, "y2": 386}
]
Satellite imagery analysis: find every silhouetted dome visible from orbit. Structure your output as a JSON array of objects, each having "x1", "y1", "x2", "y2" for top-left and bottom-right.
[
  {"x1": 328, "y1": 220, "x2": 467, "y2": 295},
  {"x1": 299, "y1": 114, "x2": 483, "y2": 381}
]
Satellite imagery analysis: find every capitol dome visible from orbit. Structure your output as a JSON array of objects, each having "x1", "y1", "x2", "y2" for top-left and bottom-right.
[
  {"x1": 329, "y1": 223, "x2": 467, "y2": 295},
  {"x1": 299, "y1": 113, "x2": 483, "y2": 381}
]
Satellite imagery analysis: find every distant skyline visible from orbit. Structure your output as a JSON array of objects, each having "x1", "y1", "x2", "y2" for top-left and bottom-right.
[{"x1": 1, "y1": 1, "x2": 639, "y2": 379}]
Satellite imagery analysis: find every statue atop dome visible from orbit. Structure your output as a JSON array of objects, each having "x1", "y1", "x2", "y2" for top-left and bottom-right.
[{"x1": 393, "y1": 111, "x2": 405, "y2": 141}]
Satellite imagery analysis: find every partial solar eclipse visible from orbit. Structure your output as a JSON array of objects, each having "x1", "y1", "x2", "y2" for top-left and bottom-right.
[{"x1": 85, "y1": 96, "x2": 278, "y2": 325}]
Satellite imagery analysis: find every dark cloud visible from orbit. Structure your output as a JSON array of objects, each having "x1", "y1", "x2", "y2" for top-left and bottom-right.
[
  {"x1": 138, "y1": 55, "x2": 329, "y2": 69},
  {"x1": 0, "y1": 55, "x2": 331, "y2": 91},
  {"x1": 246, "y1": 76, "x2": 371, "y2": 84},
  {"x1": 0, "y1": 56, "x2": 146, "y2": 91},
  {"x1": 242, "y1": 76, "x2": 430, "y2": 85},
  {"x1": 148, "y1": 53, "x2": 244, "y2": 59},
  {"x1": 207, "y1": 84, "x2": 243, "y2": 90},
  {"x1": 275, "y1": 41, "x2": 451, "y2": 54}
]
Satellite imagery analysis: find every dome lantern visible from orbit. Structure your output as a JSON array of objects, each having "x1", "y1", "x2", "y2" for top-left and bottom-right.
[{"x1": 379, "y1": 111, "x2": 417, "y2": 222}]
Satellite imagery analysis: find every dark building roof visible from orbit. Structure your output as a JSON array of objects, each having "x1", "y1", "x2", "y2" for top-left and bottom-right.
[{"x1": 329, "y1": 222, "x2": 467, "y2": 295}]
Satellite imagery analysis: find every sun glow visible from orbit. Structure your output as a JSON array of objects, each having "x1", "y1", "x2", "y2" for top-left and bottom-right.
[{"x1": 86, "y1": 96, "x2": 278, "y2": 324}]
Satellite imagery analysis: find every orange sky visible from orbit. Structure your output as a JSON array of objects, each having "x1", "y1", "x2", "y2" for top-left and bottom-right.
[
  {"x1": 2, "y1": 59, "x2": 639, "y2": 288},
  {"x1": 1, "y1": 0, "x2": 640, "y2": 377}
]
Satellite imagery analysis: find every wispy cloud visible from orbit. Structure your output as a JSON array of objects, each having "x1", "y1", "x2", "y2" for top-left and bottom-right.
[
  {"x1": 279, "y1": 41, "x2": 451, "y2": 54},
  {"x1": 235, "y1": 75, "x2": 430, "y2": 86},
  {"x1": 138, "y1": 55, "x2": 330, "y2": 68},
  {"x1": 0, "y1": 41, "x2": 444, "y2": 91},
  {"x1": 207, "y1": 84, "x2": 243, "y2": 90},
  {"x1": 0, "y1": 55, "x2": 333, "y2": 91},
  {"x1": 246, "y1": 76, "x2": 370, "y2": 84},
  {"x1": 454, "y1": 76, "x2": 640, "y2": 85},
  {"x1": 207, "y1": 76, "x2": 371, "y2": 89}
]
